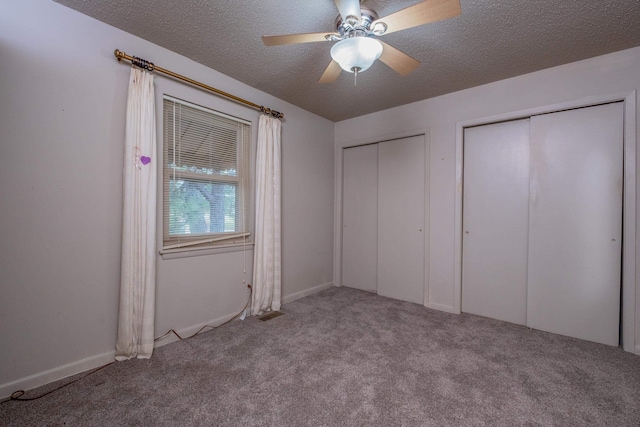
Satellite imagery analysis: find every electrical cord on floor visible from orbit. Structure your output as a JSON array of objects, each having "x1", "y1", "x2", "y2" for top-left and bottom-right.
[
  {"x1": 1, "y1": 283, "x2": 252, "y2": 405},
  {"x1": 1, "y1": 362, "x2": 116, "y2": 405},
  {"x1": 154, "y1": 283, "x2": 252, "y2": 342}
]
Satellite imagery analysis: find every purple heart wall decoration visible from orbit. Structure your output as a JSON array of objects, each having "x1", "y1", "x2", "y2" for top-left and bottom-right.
[{"x1": 140, "y1": 156, "x2": 151, "y2": 165}]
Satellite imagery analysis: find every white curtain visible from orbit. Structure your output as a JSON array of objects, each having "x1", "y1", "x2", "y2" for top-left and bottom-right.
[
  {"x1": 115, "y1": 67, "x2": 157, "y2": 360},
  {"x1": 252, "y1": 115, "x2": 282, "y2": 315}
]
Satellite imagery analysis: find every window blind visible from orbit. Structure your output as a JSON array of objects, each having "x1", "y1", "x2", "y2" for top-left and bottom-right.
[{"x1": 163, "y1": 96, "x2": 251, "y2": 250}]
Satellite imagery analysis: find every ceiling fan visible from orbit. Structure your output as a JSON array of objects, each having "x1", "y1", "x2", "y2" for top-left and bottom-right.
[{"x1": 262, "y1": 0, "x2": 461, "y2": 83}]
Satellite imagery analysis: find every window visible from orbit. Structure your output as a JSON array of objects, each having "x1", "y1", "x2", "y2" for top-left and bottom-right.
[{"x1": 163, "y1": 96, "x2": 251, "y2": 251}]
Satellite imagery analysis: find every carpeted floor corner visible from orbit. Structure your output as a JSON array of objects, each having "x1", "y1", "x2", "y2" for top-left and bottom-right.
[{"x1": 2, "y1": 286, "x2": 640, "y2": 426}]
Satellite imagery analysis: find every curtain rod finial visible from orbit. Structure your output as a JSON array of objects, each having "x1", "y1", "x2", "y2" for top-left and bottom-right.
[
  {"x1": 114, "y1": 49, "x2": 124, "y2": 61},
  {"x1": 260, "y1": 106, "x2": 284, "y2": 119}
]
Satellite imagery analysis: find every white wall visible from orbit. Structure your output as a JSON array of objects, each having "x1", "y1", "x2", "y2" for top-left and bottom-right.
[
  {"x1": 335, "y1": 46, "x2": 640, "y2": 351},
  {"x1": 0, "y1": 0, "x2": 334, "y2": 397}
]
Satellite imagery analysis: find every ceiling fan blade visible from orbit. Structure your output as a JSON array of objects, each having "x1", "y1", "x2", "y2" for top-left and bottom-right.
[
  {"x1": 262, "y1": 32, "x2": 338, "y2": 46},
  {"x1": 334, "y1": 0, "x2": 361, "y2": 21},
  {"x1": 378, "y1": 41, "x2": 420, "y2": 76},
  {"x1": 319, "y1": 60, "x2": 342, "y2": 84},
  {"x1": 373, "y1": 0, "x2": 461, "y2": 35}
]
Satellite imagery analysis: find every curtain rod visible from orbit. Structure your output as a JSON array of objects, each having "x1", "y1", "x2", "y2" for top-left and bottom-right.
[{"x1": 114, "y1": 49, "x2": 283, "y2": 119}]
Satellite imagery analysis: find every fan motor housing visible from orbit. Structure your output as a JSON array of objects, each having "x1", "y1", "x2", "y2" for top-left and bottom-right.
[{"x1": 334, "y1": 6, "x2": 380, "y2": 37}]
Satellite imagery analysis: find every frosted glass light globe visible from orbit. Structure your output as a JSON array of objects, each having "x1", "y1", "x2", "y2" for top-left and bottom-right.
[{"x1": 330, "y1": 37, "x2": 383, "y2": 73}]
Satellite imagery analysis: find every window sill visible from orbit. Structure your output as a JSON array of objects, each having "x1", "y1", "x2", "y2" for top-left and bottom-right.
[{"x1": 160, "y1": 242, "x2": 254, "y2": 260}]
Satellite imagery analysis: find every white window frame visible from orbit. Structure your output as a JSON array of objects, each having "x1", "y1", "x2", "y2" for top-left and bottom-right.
[{"x1": 161, "y1": 95, "x2": 252, "y2": 254}]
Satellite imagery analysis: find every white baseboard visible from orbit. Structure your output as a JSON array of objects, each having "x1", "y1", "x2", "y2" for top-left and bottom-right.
[
  {"x1": 425, "y1": 301, "x2": 459, "y2": 314},
  {"x1": 0, "y1": 350, "x2": 115, "y2": 400},
  {"x1": 282, "y1": 281, "x2": 335, "y2": 305}
]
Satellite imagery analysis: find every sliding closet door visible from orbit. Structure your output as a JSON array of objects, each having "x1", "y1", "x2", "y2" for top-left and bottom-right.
[
  {"x1": 377, "y1": 136, "x2": 425, "y2": 304},
  {"x1": 342, "y1": 144, "x2": 378, "y2": 293},
  {"x1": 527, "y1": 103, "x2": 623, "y2": 346},
  {"x1": 462, "y1": 119, "x2": 531, "y2": 325}
]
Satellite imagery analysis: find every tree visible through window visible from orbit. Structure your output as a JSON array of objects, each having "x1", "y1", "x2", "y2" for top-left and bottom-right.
[
  {"x1": 163, "y1": 96, "x2": 251, "y2": 250},
  {"x1": 168, "y1": 181, "x2": 237, "y2": 234}
]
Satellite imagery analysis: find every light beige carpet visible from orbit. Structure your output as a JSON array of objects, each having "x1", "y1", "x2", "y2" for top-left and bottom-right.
[{"x1": 2, "y1": 286, "x2": 640, "y2": 426}]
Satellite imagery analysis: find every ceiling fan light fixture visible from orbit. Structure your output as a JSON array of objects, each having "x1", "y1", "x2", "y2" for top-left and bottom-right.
[{"x1": 330, "y1": 36, "x2": 383, "y2": 73}]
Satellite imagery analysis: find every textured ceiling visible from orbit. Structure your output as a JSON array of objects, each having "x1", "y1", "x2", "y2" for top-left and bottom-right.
[{"x1": 53, "y1": 0, "x2": 640, "y2": 122}]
